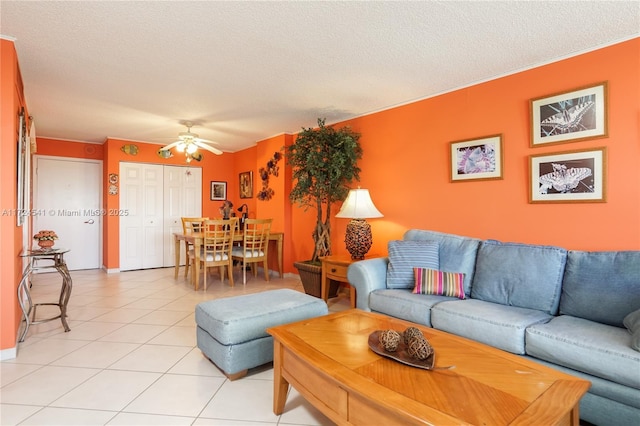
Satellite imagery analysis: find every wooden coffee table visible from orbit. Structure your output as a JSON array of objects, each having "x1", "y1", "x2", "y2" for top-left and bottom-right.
[{"x1": 267, "y1": 309, "x2": 590, "y2": 425}]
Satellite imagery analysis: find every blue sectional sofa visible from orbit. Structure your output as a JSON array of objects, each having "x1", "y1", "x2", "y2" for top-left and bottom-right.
[{"x1": 347, "y1": 229, "x2": 640, "y2": 426}]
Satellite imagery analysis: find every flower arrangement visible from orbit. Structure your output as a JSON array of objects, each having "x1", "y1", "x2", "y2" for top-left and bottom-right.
[
  {"x1": 33, "y1": 230, "x2": 58, "y2": 241},
  {"x1": 219, "y1": 200, "x2": 233, "y2": 219}
]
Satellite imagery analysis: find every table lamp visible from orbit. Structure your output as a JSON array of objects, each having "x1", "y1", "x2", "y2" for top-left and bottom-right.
[{"x1": 336, "y1": 188, "x2": 383, "y2": 260}]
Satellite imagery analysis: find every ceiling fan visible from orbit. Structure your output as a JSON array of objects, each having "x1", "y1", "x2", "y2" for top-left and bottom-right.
[{"x1": 160, "y1": 122, "x2": 222, "y2": 162}]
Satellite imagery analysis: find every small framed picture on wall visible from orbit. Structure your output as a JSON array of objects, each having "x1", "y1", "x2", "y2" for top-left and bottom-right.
[
  {"x1": 530, "y1": 82, "x2": 608, "y2": 147},
  {"x1": 239, "y1": 171, "x2": 253, "y2": 199},
  {"x1": 450, "y1": 134, "x2": 503, "y2": 182},
  {"x1": 210, "y1": 181, "x2": 227, "y2": 201},
  {"x1": 529, "y1": 147, "x2": 607, "y2": 203}
]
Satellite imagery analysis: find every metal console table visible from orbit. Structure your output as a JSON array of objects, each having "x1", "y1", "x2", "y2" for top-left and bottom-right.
[{"x1": 17, "y1": 248, "x2": 72, "y2": 342}]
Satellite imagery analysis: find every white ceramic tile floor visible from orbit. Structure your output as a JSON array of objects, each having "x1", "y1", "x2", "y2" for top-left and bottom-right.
[{"x1": 2, "y1": 267, "x2": 349, "y2": 425}]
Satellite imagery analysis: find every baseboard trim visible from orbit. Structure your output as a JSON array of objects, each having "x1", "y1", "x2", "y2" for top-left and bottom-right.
[{"x1": 1, "y1": 345, "x2": 17, "y2": 361}]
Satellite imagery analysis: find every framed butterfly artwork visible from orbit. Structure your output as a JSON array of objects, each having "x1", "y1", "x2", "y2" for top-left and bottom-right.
[
  {"x1": 450, "y1": 134, "x2": 503, "y2": 182},
  {"x1": 530, "y1": 82, "x2": 608, "y2": 147},
  {"x1": 529, "y1": 147, "x2": 607, "y2": 203}
]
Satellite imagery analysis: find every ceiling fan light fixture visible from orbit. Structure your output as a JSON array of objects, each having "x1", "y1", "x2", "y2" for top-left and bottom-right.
[
  {"x1": 159, "y1": 123, "x2": 223, "y2": 161},
  {"x1": 186, "y1": 143, "x2": 198, "y2": 154}
]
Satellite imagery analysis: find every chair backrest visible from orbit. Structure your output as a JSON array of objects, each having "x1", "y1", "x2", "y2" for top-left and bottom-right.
[
  {"x1": 242, "y1": 218, "x2": 272, "y2": 257},
  {"x1": 202, "y1": 218, "x2": 237, "y2": 263},
  {"x1": 182, "y1": 217, "x2": 209, "y2": 234}
]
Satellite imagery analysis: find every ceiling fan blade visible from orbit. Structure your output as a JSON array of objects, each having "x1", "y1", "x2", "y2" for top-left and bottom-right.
[
  {"x1": 195, "y1": 137, "x2": 214, "y2": 144},
  {"x1": 161, "y1": 141, "x2": 182, "y2": 150},
  {"x1": 194, "y1": 141, "x2": 222, "y2": 155}
]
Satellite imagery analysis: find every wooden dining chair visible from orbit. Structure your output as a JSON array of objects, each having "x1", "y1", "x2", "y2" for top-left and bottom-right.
[
  {"x1": 231, "y1": 218, "x2": 272, "y2": 285},
  {"x1": 181, "y1": 217, "x2": 209, "y2": 279},
  {"x1": 189, "y1": 218, "x2": 237, "y2": 291}
]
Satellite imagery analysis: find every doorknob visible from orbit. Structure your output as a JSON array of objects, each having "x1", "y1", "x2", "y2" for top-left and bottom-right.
[{"x1": 84, "y1": 219, "x2": 95, "y2": 224}]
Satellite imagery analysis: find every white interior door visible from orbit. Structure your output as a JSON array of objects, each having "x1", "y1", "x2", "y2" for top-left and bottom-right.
[
  {"x1": 163, "y1": 166, "x2": 202, "y2": 266},
  {"x1": 119, "y1": 162, "x2": 164, "y2": 271},
  {"x1": 33, "y1": 156, "x2": 102, "y2": 270}
]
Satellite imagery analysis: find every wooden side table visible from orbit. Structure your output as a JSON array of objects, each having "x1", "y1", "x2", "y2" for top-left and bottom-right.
[{"x1": 320, "y1": 254, "x2": 377, "y2": 308}]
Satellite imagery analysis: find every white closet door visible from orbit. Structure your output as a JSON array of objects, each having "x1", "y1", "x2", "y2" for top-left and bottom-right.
[
  {"x1": 163, "y1": 166, "x2": 202, "y2": 266},
  {"x1": 142, "y1": 165, "x2": 165, "y2": 268},
  {"x1": 120, "y1": 163, "x2": 202, "y2": 271},
  {"x1": 119, "y1": 162, "x2": 164, "y2": 271}
]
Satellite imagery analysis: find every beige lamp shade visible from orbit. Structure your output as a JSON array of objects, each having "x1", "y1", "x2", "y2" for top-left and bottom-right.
[{"x1": 335, "y1": 188, "x2": 383, "y2": 219}]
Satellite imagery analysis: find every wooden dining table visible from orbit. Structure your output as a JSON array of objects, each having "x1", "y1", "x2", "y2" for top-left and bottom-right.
[{"x1": 173, "y1": 231, "x2": 284, "y2": 287}]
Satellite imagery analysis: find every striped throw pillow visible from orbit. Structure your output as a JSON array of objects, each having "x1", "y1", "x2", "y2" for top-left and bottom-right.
[
  {"x1": 386, "y1": 240, "x2": 439, "y2": 289},
  {"x1": 412, "y1": 268, "x2": 466, "y2": 299}
]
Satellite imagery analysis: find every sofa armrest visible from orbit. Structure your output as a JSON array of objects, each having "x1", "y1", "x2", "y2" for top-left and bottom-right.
[{"x1": 347, "y1": 257, "x2": 389, "y2": 311}]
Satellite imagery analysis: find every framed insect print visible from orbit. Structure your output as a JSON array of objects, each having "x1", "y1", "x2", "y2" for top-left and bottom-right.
[
  {"x1": 529, "y1": 147, "x2": 607, "y2": 203},
  {"x1": 530, "y1": 82, "x2": 608, "y2": 147},
  {"x1": 450, "y1": 134, "x2": 503, "y2": 182}
]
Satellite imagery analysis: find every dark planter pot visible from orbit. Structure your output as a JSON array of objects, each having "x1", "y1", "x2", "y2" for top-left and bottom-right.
[{"x1": 294, "y1": 261, "x2": 339, "y2": 299}]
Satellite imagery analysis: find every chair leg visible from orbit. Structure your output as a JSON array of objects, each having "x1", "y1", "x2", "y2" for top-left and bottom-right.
[
  {"x1": 203, "y1": 264, "x2": 208, "y2": 291},
  {"x1": 191, "y1": 258, "x2": 199, "y2": 291},
  {"x1": 263, "y1": 260, "x2": 269, "y2": 281},
  {"x1": 227, "y1": 262, "x2": 234, "y2": 287},
  {"x1": 242, "y1": 260, "x2": 247, "y2": 285},
  {"x1": 219, "y1": 266, "x2": 225, "y2": 282}
]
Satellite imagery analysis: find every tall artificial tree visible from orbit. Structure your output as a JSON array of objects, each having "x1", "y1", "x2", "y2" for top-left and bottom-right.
[{"x1": 285, "y1": 118, "x2": 362, "y2": 262}]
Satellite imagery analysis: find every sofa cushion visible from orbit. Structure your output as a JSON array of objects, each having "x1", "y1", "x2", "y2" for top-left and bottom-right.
[
  {"x1": 525, "y1": 356, "x2": 640, "y2": 410},
  {"x1": 370, "y1": 289, "x2": 450, "y2": 327},
  {"x1": 412, "y1": 267, "x2": 465, "y2": 299},
  {"x1": 470, "y1": 240, "x2": 566, "y2": 315},
  {"x1": 623, "y1": 309, "x2": 640, "y2": 351},
  {"x1": 404, "y1": 229, "x2": 480, "y2": 296},
  {"x1": 431, "y1": 299, "x2": 552, "y2": 354},
  {"x1": 386, "y1": 240, "x2": 439, "y2": 289},
  {"x1": 526, "y1": 315, "x2": 640, "y2": 390},
  {"x1": 559, "y1": 250, "x2": 640, "y2": 327}
]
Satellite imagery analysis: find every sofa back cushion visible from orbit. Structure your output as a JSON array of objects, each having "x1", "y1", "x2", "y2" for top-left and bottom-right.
[
  {"x1": 403, "y1": 229, "x2": 480, "y2": 296},
  {"x1": 386, "y1": 240, "x2": 439, "y2": 289},
  {"x1": 559, "y1": 250, "x2": 640, "y2": 327},
  {"x1": 470, "y1": 240, "x2": 567, "y2": 315}
]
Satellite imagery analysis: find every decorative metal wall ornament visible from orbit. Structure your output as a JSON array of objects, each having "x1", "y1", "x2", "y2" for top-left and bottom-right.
[
  {"x1": 120, "y1": 144, "x2": 139, "y2": 155},
  {"x1": 256, "y1": 151, "x2": 282, "y2": 201}
]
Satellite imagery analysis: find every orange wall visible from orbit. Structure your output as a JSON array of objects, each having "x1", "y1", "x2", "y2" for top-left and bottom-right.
[
  {"x1": 0, "y1": 39, "x2": 27, "y2": 353},
  {"x1": 35, "y1": 138, "x2": 104, "y2": 160},
  {"x1": 319, "y1": 38, "x2": 639, "y2": 256},
  {"x1": 255, "y1": 134, "x2": 289, "y2": 270}
]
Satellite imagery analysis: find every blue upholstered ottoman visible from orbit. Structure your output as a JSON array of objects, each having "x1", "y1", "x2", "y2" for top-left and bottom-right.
[{"x1": 195, "y1": 289, "x2": 328, "y2": 379}]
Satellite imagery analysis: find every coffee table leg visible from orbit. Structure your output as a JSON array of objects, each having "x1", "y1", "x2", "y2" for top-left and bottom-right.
[{"x1": 273, "y1": 340, "x2": 289, "y2": 414}]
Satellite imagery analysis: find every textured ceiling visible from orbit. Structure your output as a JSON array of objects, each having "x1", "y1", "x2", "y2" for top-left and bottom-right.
[{"x1": 1, "y1": 1, "x2": 639, "y2": 153}]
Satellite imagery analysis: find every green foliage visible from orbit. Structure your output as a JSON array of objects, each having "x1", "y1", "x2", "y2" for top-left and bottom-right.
[{"x1": 285, "y1": 118, "x2": 362, "y2": 261}]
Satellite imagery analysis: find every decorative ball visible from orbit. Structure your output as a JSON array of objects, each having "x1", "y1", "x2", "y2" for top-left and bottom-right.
[
  {"x1": 379, "y1": 329, "x2": 401, "y2": 352},
  {"x1": 403, "y1": 327, "x2": 423, "y2": 345},
  {"x1": 407, "y1": 336, "x2": 434, "y2": 360}
]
